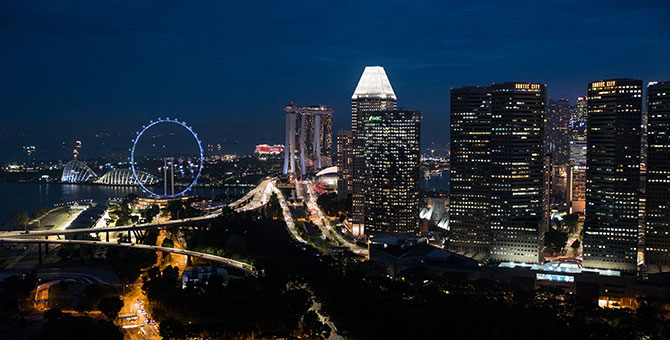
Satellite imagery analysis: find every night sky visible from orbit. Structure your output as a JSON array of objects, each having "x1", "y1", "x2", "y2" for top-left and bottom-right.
[{"x1": 2, "y1": 0, "x2": 670, "y2": 161}]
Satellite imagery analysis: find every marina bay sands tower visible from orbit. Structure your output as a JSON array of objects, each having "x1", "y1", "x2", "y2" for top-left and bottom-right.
[{"x1": 282, "y1": 103, "x2": 334, "y2": 176}]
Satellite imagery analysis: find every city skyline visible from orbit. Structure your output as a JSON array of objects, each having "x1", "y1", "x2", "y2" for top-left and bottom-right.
[
  {"x1": 3, "y1": 2, "x2": 670, "y2": 338},
  {"x1": 3, "y1": 1, "x2": 670, "y2": 161}
]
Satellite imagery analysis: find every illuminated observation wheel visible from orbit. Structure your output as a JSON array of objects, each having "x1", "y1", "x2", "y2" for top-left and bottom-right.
[{"x1": 130, "y1": 118, "x2": 204, "y2": 198}]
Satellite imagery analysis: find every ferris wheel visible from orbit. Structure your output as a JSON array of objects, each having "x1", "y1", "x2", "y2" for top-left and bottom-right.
[{"x1": 130, "y1": 118, "x2": 204, "y2": 198}]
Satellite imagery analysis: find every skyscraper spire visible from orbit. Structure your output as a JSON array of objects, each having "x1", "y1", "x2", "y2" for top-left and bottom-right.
[{"x1": 352, "y1": 66, "x2": 397, "y2": 100}]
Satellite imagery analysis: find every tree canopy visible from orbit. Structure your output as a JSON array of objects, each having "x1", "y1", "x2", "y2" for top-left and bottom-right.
[{"x1": 98, "y1": 297, "x2": 124, "y2": 320}]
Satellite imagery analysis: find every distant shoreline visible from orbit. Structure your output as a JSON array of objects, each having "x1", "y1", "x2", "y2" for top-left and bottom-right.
[{"x1": 0, "y1": 179, "x2": 255, "y2": 188}]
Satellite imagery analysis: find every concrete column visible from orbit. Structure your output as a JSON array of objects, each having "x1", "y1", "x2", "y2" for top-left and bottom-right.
[
  {"x1": 163, "y1": 158, "x2": 168, "y2": 196},
  {"x1": 170, "y1": 161, "x2": 175, "y2": 197},
  {"x1": 300, "y1": 114, "x2": 306, "y2": 176},
  {"x1": 314, "y1": 114, "x2": 322, "y2": 169},
  {"x1": 283, "y1": 113, "x2": 291, "y2": 175},
  {"x1": 38, "y1": 243, "x2": 42, "y2": 266},
  {"x1": 289, "y1": 114, "x2": 297, "y2": 175}
]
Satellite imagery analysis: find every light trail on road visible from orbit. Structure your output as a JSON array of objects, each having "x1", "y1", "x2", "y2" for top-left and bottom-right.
[{"x1": 0, "y1": 238, "x2": 258, "y2": 276}]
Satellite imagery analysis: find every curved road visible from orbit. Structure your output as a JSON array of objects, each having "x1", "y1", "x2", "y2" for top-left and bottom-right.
[
  {"x1": 1, "y1": 178, "x2": 276, "y2": 240},
  {"x1": 269, "y1": 182, "x2": 307, "y2": 244},
  {"x1": 229, "y1": 178, "x2": 274, "y2": 212},
  {"x1": 0, "y1": 238, "x2": 257, "y2": 276},
  {"x1": 0, "y1": 213, "x2": 221, "y2": 239},
  {"x1": 0, "y1": 179, "x2": 280, "y2": 275}
]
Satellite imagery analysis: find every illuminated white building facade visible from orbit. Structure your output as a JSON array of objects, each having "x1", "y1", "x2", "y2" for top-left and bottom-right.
[
  {"x1": 96, "y1": 169, "x2": 159, "y2": 186},
  {"x1": 61, "y1": 159, "x2": 97, "y2": 183},
  {"x1": 282, "y1": 103, "x2": 333, "y2": 176}
]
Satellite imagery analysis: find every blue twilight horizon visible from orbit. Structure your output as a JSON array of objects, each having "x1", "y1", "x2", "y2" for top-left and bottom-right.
[{"x1": 1, "y1": 0, "x2": 670, "y2": 161}]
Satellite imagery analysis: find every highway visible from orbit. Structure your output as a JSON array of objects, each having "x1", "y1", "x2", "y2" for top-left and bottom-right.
[
  {"x1": 0, "y1": 178, "x2": 275, "y2": 241},
  {"x1": 228, "y1": 178, "x2": 274, "y2": 211},
  {"x1": 30, "y1": 206, "x2": 84, "y2": 231},
  {"x1": 0, "y1": 178, "x2": 280, "y2": 274},
  {"x1": 0, "y1": 212, "x2": 221, "y2": 239},
  {"x1": 0, "y1": 238, "x2": 258, "y2": 276},
  {"x1": 269, "y1": 181, "x2": 307, "y2": 244},
  {"x1": 0, "y1": 178, "x2": 348, "y2": 338},
  {"x1": 0, "y1": 178, "x2": 277, "y2": 242},
  {"x1": 0, "y1": 180, "x2": 282, "y2": 339},
  {"x1": 2, "y1": 206, "x2": 86, "y2": 269},
  {"x1": 268, "y1": 179, "x2": 366, "y2": 256},
  {"x1": 228, "y1": 181, "x2": 264, "y2": 207},
  {"x1": 301, "y1": 179, "x2": 367, "y2": 255},
  {"x1": 0, "y1": 177, "x2": 346, "y2": 272}
]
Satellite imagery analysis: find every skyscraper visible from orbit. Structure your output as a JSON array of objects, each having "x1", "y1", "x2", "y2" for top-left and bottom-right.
[
  {"x1": 351, "y1": 66, "x2": 397, "y2": 231},
  {"x1": 362, "y1": 110, "x2": 421, "y2": 236},
  {"x1": 568, "y1": 97, "x2": 588, "y2": 214},
  {"x1": 567, "y1": 140, "x2": 587, "y2": 213},
  {"x1": 583, "y1": 79, "x2": 642, "y2": 272},
  {"x1": 543, "y1": 153, "x2": 553, "y2": 231},
  {"x1": 547, "y1": 98, "x2": 571, "y2": 165},
  {"x1": 645, "y1": 81, "x2": 670, "y2": 266},
  {"x1": 449, "y1": 86, "x2": 492, "y2": 256},
  {"x1": 336, "y1": 129, "x2": 354, "y2": 201},
  {"x1": 567, "y1": 164, "x2": 586, "y2": 213},
  {"x1": 283, "y1": 103, "x2": 334, "y2": 176},
  {"x1": 489, "y1": 82, "x2": 546, "y2": 264},
  {"x1": 572, "y1": 96, "x2": 588, "y2": 141}
]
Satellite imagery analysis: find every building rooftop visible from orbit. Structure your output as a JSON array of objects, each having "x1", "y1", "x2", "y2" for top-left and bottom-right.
[
  {"x1": 370, "y1": 240, "x2": 479, "y2": 268},
  {"x1": 315, "y1": 166, "x2": 337, "y2": 177},
  {"x1": 352, "y1": 66, "x2": 396, "y2": 100}
]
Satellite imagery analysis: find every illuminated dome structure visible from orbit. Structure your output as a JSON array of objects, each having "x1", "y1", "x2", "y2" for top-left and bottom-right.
[
  {"x1": 96, "y1": 169, "x2": 159, "y2": 186},
  {"x1": 314, "y1": 166, "x2": 337, "y2": 193},
  {"x1": 61, "y1": 159, "x2": 97, "y2": 183}
]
